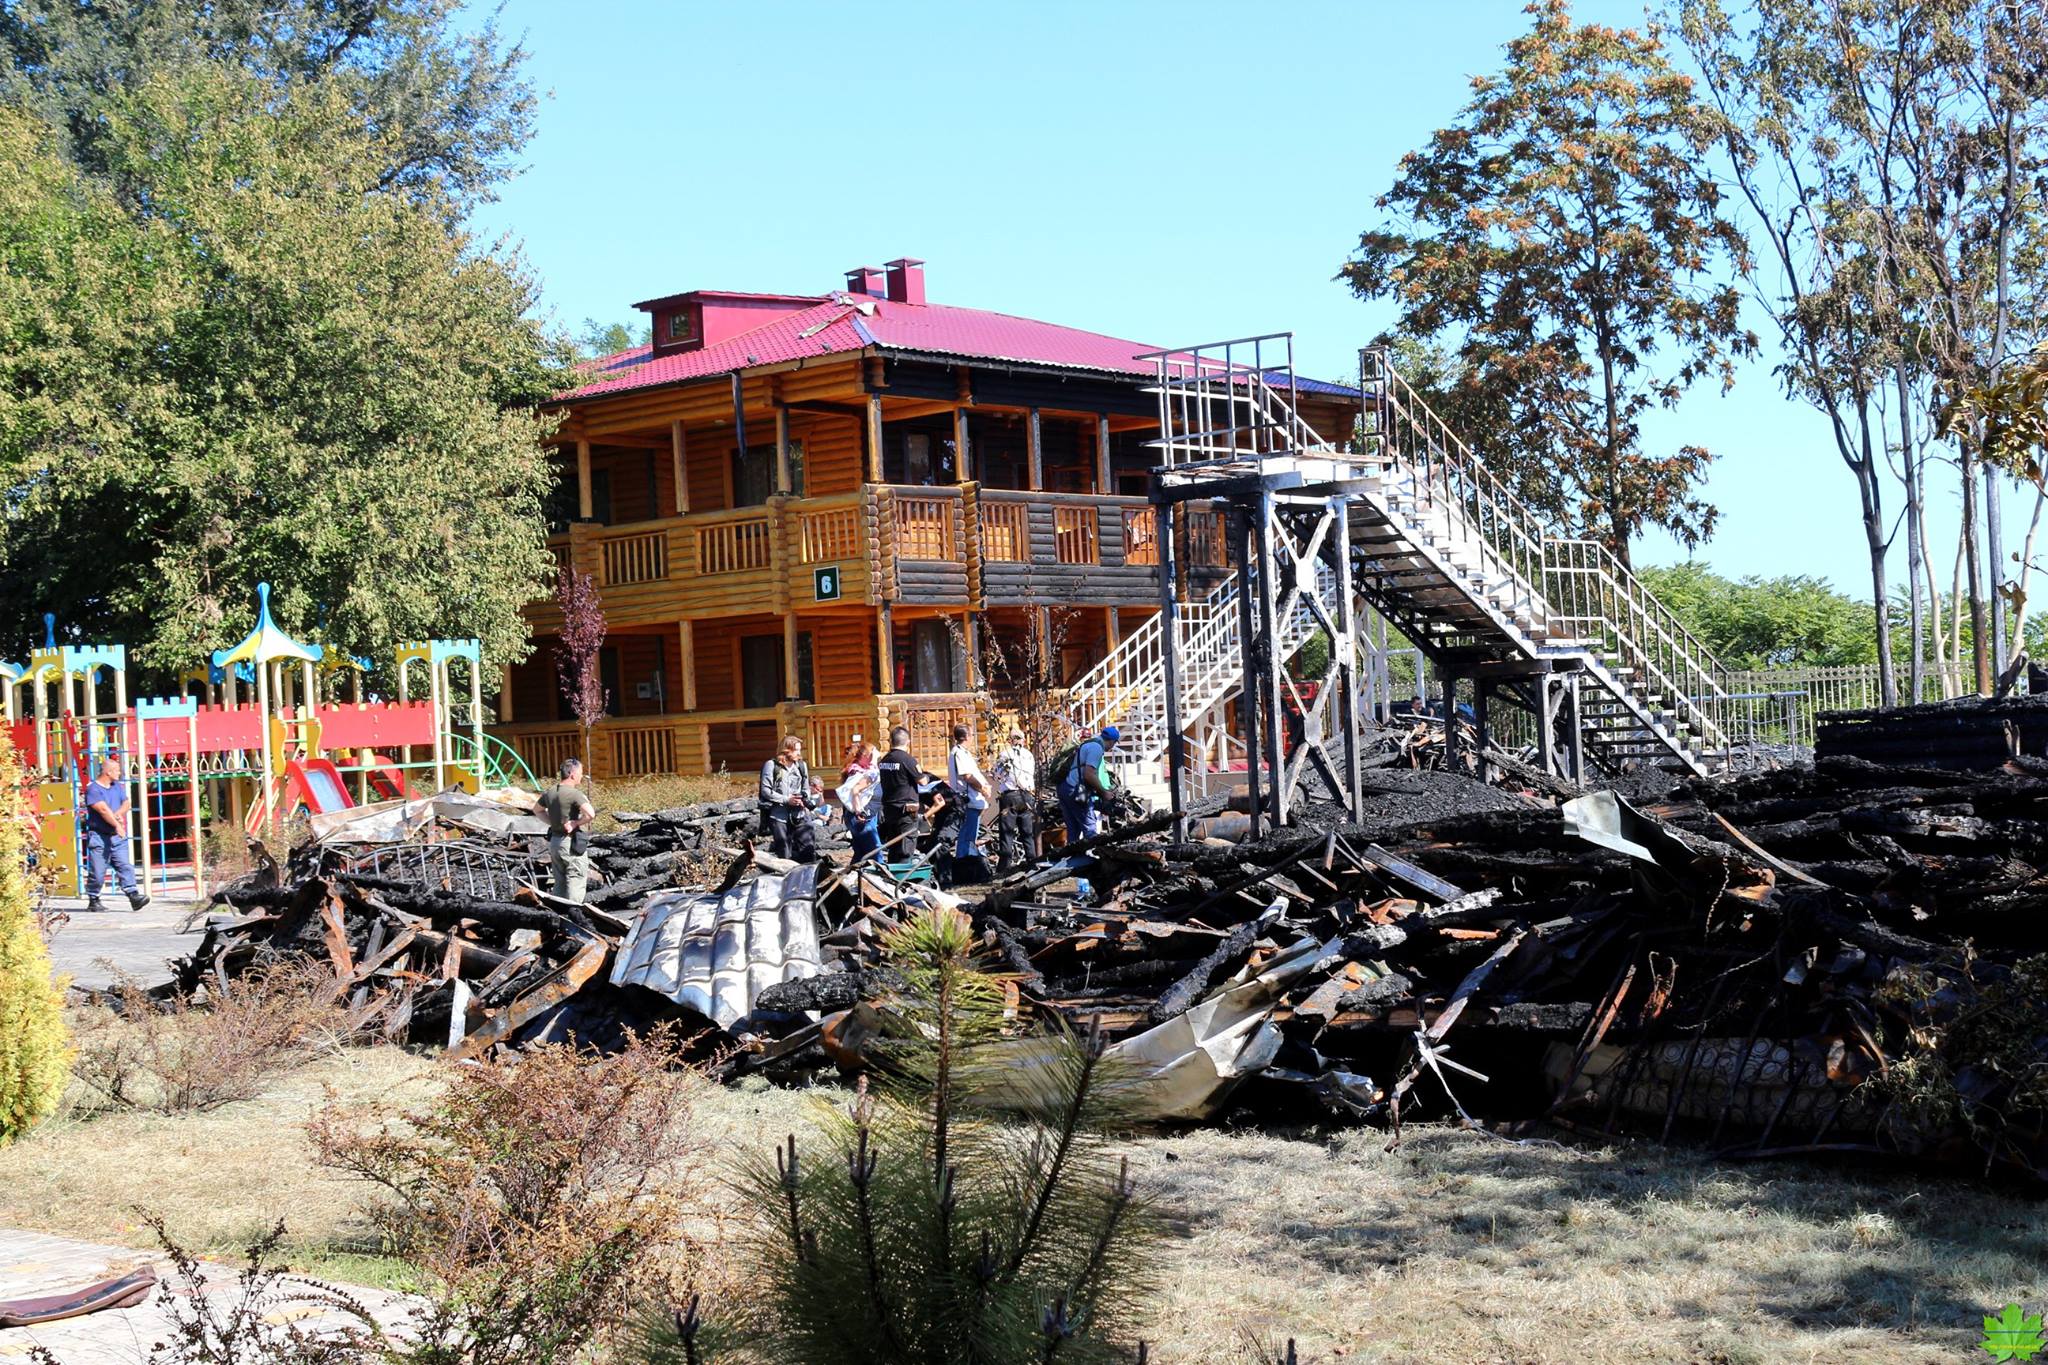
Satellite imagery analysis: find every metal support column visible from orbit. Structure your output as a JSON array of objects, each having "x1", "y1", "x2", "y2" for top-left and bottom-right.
[
  {"x1": 1234, "y1": 506, "x2": 1265, "y2": 837},
  {"x1": 1441, "y1": 673, "x2": 1459, "y2": 772},
  {"x1": 1157, "y1": 491, "x2": 1187, "y2": 838},
  {"x1": 1565, "y1": 674, "x2": 1585, "y2": 786},
  {"x1": 1254, "y1": 490, "x2": 1288, "y2": 827},
  {"x1": 1474, "y1": 681, "x2": 1490, "y2": 784},
  {"x1": 1332, "y1": 494, "x2": 1364, "y2": 821}
]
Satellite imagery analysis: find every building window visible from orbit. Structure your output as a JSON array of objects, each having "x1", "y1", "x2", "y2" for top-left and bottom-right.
[
  {"x1": 666, "y1": 310, "x2": 696, "y2": 343},
  {"x1": 740, "y1": 635, "x2": 782, "y2": 709},
  {"x1": 908, "y1": 619, "x2": 957, "y2": 693},
  {"x1": 739, "y1": 632, "x2": 814, "y2": 708},
  {"x1": 733, "y1": 444, "x2": 775, "y2": 508}
]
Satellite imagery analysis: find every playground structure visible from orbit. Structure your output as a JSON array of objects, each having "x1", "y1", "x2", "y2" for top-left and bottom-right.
[{"x1": 3, "y1": 585, "x2": 530, "y2": 900}]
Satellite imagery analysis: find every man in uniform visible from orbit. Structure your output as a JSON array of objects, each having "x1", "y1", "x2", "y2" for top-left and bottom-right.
[
  {"x1": 877, "y1": 726, "x2": 925, "y2": 859},
  {"x1": 541, "y1": 757, "x2": 596, "y2": 903}
]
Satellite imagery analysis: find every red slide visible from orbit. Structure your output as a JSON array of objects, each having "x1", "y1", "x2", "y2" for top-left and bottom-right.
[{"x1": 284, "y1": 758, "x2": 353, "y2": 815}]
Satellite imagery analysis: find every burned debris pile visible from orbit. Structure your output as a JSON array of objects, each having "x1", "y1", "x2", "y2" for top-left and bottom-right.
[
  {"x1": 1818, "y1": 691, "x2": 2048, "y2": 770},
  {"x1": 172, "y1": 753, "x2": 2048, "y2": 1179}
]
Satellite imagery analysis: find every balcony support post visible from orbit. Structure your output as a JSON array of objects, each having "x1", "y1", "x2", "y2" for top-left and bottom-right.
[
  {"x1": 576, "y1": 438, "x2": 593, "y2": 521},
  {"x1": 671, "y1": 421, "x2": 688, "y2": 515},
  {"x1": 866, "y1": 395, "x2": 884, "y2": 483},
  {"x1": 954, "y1": 406, "x2": 971, "y2": 484},
  {"x1": 783, "y1": 611, "x2": 800, "y2": 708},
  {"x1": 1026, "y1": 407, "x2": 1043, "y2": 492},
  {"x1": 877, "y1": 603, "x2": 895, "y2": 695},
  {"x1": 1095, "y1": 415, "x2": 1112, "y2": 494},
  {"x1": 775, "y1": 406, "x2": 792, "y2": 496},
  {"x1": 678, "y1": 619, "x2": 697, "y2": 712}
]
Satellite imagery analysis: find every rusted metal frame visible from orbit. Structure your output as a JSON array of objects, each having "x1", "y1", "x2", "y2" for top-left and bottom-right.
[
  {"x1": 1548, "y1": 957, "x2": 1637, "y2": 1115},
  {"x1": 1657, "y1": 959, "x2": 1739, "y2": 1144},
  {"x1": 448, "y1": 928, "x2": 609, "y2": 1061}
]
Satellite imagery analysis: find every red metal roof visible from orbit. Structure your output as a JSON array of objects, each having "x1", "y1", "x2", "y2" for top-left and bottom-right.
[{"x1": 557, "y1": 292, "x2": 1162, "y2": 403}]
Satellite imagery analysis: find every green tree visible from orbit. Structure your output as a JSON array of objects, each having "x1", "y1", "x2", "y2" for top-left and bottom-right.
[
  {"x1": 0, "y1": 69, "x2": 568, "y2": 676},
  {"x1": 0, "y1": 730, "x2": 69, "y2": 1144},
  {"x1": 0, "y1": 0, "x2": 534, "y2": 204},
  {"x1": 1639, "y1": 561, "x2": 1877, "y2": 668},
  {"x1": 577, "y1": 317, "x2": 651, "y2": 361},
  {"x1": 674, "y1": 908, "x2": 1156, "y2": 1363},
  {"x1": 1344, "y1": 0, "x2": 1755, "y2": 566}
]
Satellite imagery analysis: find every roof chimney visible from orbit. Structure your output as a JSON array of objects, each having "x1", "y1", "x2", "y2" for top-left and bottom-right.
[
  {"x1": 845, "y1": 265, "x2": 885, "y2": 297},
  {"x1": 884, "y1": 257, "x2": 926, "y2": 305}
]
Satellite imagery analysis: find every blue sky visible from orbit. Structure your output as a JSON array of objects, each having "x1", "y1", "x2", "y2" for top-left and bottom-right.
[{"x1": 469, "y1": 0, "x2": 2033, "y2": 602}]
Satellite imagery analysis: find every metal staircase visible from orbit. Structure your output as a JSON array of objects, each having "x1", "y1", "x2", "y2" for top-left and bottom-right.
[{"x1": 1061, "y1": 337, "x2": 1733, "y2": 789}]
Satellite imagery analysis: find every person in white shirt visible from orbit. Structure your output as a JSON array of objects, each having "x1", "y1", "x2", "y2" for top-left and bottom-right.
[
  {"x1": 992, "y1": 725, "x2": 1039, "y2": 874},
  {"x1": 946, "y1": 723, "x2": 991, "y2": 863}
]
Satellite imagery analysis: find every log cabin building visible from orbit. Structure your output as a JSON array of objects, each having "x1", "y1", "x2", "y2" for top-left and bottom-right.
[{"x1": 492, "y1": 259, "x2": 1361, "y2": 781}]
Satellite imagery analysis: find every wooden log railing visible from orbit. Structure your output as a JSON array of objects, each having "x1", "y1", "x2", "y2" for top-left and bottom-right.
[
  {"x1": 504, "y1": 726, "x2": 582, "y2": 780},
  {"x1": 1053, "y1": 505, "x2": 1101, "y2": 565},
  {"x1": 887, "y1": 692, "x2": 983, "y2": 771},
  {"x1": 893, "y1": 490, "x2": 958, "y2": 560},
  {"x1": 696, "y1": 509, "x2": 774, "y2": 576},
  {"x1": 1121, "y1": 506, "x2": 1160, "y2": 566},
  {"x1": 797, "y1": 497, "x2": 864, "y2": 565},
  {"x1": 598, "y1": 527, "x2": 669, "y2": 586},
  {"x1": 607, "y1": 719, "x2": 677, "y2": 777},
  {"x1": 1185, "y1": 506, "x2": 1228, "y2": 568},
  {"x1": 980, "y1": 500, "x2": 1030, "y2": 562}
]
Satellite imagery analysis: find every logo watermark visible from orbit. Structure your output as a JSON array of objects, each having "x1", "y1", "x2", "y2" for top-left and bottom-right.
[{"x1": 1982, "y1": 1303, "x2": 2046, "y2": 1362}]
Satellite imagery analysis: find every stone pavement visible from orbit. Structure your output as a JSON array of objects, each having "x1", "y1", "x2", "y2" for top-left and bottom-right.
[
  {"x1": 0, "y1": 1228, "x2": 414, "y2": 1363},
  {"x1": 38, "y1": 899, "x2": 207, "y2": 993}
]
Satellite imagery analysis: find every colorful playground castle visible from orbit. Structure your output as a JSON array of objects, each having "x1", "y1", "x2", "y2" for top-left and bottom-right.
[{"x1": 3, "y1": 583, "x2": 525, "y2": 900}]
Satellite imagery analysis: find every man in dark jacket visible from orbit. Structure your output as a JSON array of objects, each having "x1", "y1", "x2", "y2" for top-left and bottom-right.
[{"x1": 876, "y1": 726, "x2": 925, "y2": 859}]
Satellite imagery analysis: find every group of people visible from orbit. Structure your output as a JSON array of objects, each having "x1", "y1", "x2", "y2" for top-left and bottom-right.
[
  {"x1": 750, "y1": 720, "x2": 1125, "y2": 882},
  {"x1": 533, "y1": 721, "x2": 1128, "y2": 904}
]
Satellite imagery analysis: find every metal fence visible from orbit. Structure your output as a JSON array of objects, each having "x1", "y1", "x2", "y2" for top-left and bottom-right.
[{"x1": 1713, "y1": 664, "x2": 1971, "y2": 747}]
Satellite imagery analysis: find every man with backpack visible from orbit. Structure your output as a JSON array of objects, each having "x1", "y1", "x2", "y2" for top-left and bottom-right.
[
  {"x1": 758, "y1": 735, "x2": 821, "y2": 862},
  {"x1": 1056, "y1": 724, "x2": 1120, "y2": 844}
]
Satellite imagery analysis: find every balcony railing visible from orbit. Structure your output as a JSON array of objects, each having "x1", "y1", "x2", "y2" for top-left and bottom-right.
[
  {"x1": 493, "y1": 700, "x2": 893, "y2": 782},
  {"x1": 894, "y1": 493, "x2": 957, "y2": 559},
  {"x1": 1053, "y1": 506, "x2": 1100, "y2": 564},
  {"x1": 600, "y1": 528, "x2": 668, "y2": 585},
  {"x1": 1122, "y1": 506, "x2": 1160, "y2": 566},
  {"x1": 697, "y1": 510, "x2": 773, "y2": 576},
  {"x1": 980, "y1": 501, "x2": 1030, "y2": 562},
  {"x1": 798, "y1": 501, "x2": 863, "y2": 564}
]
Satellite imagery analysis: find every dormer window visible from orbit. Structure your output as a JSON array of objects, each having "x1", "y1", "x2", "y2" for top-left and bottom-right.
[{"x1": 666, "y1": 310, "x2": 697, "y2": 344}]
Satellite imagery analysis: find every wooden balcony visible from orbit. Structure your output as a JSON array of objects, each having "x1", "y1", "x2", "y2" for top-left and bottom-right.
[
  {"x1": 526, "y1": 486, "x2": 1234, "y2": 630},
  {"x1": 529, "y1": 493, "x2": 880, "y2": 629},
  {"x1": 494, "y1": 698, "x2": 891, "y2": 782},
  {"x1": 492, "y1": 694, "x2": 998, "y2": 782}
]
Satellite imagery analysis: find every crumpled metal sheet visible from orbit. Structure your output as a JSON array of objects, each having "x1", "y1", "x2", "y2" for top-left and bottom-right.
[
  {"x1": 1101, "y1": 928, "x2": 1326, "y2": 1121},
  {"x1": 611, "y1": 863, "x2": 824, "y2": 1029},
  {"x1": 309, "y1": 791, "x2": 548, "y2": 844}
]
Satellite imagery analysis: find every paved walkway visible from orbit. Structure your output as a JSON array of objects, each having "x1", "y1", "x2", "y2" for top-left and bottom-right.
[
  {"x1": 39, "y1": 898, "x2": 208, "y2": 992},
  {"x1": 0, "y1": 1228, "x2": 414, "y2": 1362}
]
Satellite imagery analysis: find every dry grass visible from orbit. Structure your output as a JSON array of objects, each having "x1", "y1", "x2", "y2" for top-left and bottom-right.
[
  {"x1": 0, "y1": 1040, "x2": 438, "y2": 1289},
  {"x1": 583, "y1": 772, "x2": 752, "y2": 832},
  {"x1": 4, "y1": 1057, "x2": 2042, "y2": 1362}
]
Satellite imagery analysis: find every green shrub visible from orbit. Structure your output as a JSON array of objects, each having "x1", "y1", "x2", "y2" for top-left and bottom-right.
[{"x1": 0, "y1": 729, "x2": 68, "y2": 1143}]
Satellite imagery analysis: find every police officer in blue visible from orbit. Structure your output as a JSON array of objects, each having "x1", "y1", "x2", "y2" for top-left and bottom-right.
[{"x1": 83, "y1": 753, "x2": 149, "y2": 912}]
